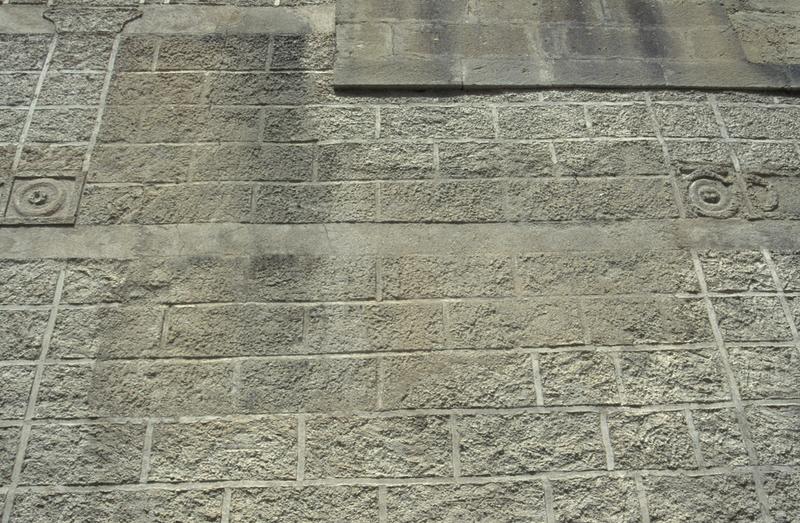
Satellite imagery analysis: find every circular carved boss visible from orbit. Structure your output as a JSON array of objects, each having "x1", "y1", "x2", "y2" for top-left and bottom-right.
[
  {"x1": 686, "y1": 170, "x2": 739, "y2": 219},
  {"x1": 12, "y1": 179, "x2": 65, "y2": 217}
]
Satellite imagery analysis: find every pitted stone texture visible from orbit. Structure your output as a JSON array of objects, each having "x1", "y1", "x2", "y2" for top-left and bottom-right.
[
  {"x1": 643, "y1": 474, "x2": 762, "y2": 523},
  {"x1": 0, "y1": 260, "x2": 60, "y2": 305},
  {"x1": 0, "y1": 365, "x2": 35, "y2": 419},
  {"x1": 713, "y1": 296, "x2": 793, "y2": 341},
  {"x1": 148, "y1": 418, "x2": 297, "y2": 482},
  {"x1": 699, "y1": 250, "x2": 775, "y2": 291},
  {"x1": 385, "y1": 482, "x2": 547, "y2": 523},
  {"x1": 0, "y1": 427, "x2": 20, "y2": 485},
  {"x1": 305, "y1": 415, "x2": 451, "y2": 478},
  {"x1": 11, "y1": 489, "x2": 224, "y2": 522},
  {"x1": 457, "y1": 412, "x2": 605, "y2": 475},
  {"x1": 609, "y1": 411, "x2": 696, "y2": 470},
  {"x1": 729, "y1": 345, "x2": 800, "y2": 400},
  {"x1": 747, "y1": 405, "x2": 800, "y2": 466},
  {"x1": 551, "y1": 477, "x2": 641, "y2": 523},
  {"x1": 691, "y1": 408, "x2": 749, "y2": 467},
  {"x1": 539, "y1": 350, "x2": 620, "y2": 406},
  {"x1": 230, "y1": 486, "x2": 378, "y2": 523},
  {"x1": 0, "y1": 309, "x2": 49, "y2": 360},
  {"x1": 764, "y1": 472, "x2": 800, "y2": 523}
]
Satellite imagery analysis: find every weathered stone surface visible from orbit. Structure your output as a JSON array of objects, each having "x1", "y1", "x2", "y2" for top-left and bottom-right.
[
  {"x1": 108, "y1": 72, "x2": 207, "y2": 105},
  {"x1": 763, "y1": 472, "x2": 800, "y2": 523},
  {"x1": 699, "y1": 250, "x2": 774, "y2": 292},
  {"x1": 148, "y1": 418, "x2": 296, "y2": 481},
  {"x1": 11, "y1": 489, "x2": 224, "y2": 522},
  {"x1": 0, "y1": 365, "x2": 35, "y2": 419},
  {"x1": 691, "y1": 408, "x2": 749, "y2": 467},
  {"x1": 27, "y1": 108, "x2": 97, "y2": 143},
  {"x1": 0, "y1": 261, "x2": 60, "y2": 305},
  {"x1": 583, "y1": 297, "x2": 712, "y2": 345},
  {"x1": 772, "y1": 252, "x2": 800, "y2": 290},
  {"x1": 0, "y1": 73, "x2": 38, "y2": 106},
  {"x1": 608, "y1": 411, "x2": 696, "y2": 469},
  {"x1": 457, "y1": 412, "x2": 605, "y2": 475},
  {"x1": 51, "y1": 33, "x2": 114, "y2": 70},
  {"x1": 155, "y1": 34, "x2": 271, "y2": 71},
  {"x1": 165, "y1": 304, "x2": 304, "y2": 357},
  {"x1": 721, "y1": 106, "x2": 800, "y2": 139},
  {"x1": 746, "y1": 405, "x2": 800, "y2": 465},
  {"x1": 305, "y1": 415, "x2": 451, "y2": 478},
  {"x1": 262, "y1": 106, "x2": 375, "y2": 141},
  {"x1": 35, "y1": 363, "x2": 95, "y2": 418},
  {"x1": 713, "y1": 297, "x2": 793, "y2": 341},
  {"x1": 539, "y1": 350, "x2": 620, "y2": 405},
  {"x1": 447, "y1": 299, "x2": 584, "y2": 348},
  {"x1": 619, "y1": 349, "x2": 730, "y2": 404},
  {"x1": 499, "y1": 105, "x2": 587, "y2": 139},
  {"x1": 381, "y1": 256, "x2": 512, "y2": 299},
  {"x1": 252, "y1": 182, "x2": 377, "y2": 223},
  {"x1": 551, "y1": 477, "x2": 641, "y2": 523},
  {"x1": 21, "y1": 423, "x2": 143, "y2": 485},
  {"x1": 382, "y1": 353, "x2": 537, "y2": 409},
  {"x1": 0, "y1": 109, "x2": 27, "y2": 142},
  {"x1": 307, "y1": 302, "x2": 444, "y2": 353},
  {"x1": 380, "y1": 180, "x2": 506, "y2": 222},
  {"x1": 272, "y1": 33, "x2": 336, "y2": 70},
  {"x1": 0, "y1": 34, "x2": 51, "y2": 70},
  {"x1": 553, "y1": 139, "x2": 668, "y2": 176},
  {"x1": 239, "y1": 358, "x2": 378, "y2": 413},
  {"x1": 439, "y1": 142, "x2": 553, "y2": 178},
  {"x1": 644, "y1": 474, "x2": 762, "y2": 523},
  {"x1": 653, "y1": 103, "x2": 721, "y2": 138},
  {"x1": 381, "y1": 106, "x2": 494, "y2": 139},
  {"x1": 729, "y1": 345, "x2": 800, "y2": 400},
  {"x1": 40, "y1": 72, "x2": 105, "y2": 106},
  {"x1": 318, "y1": 142, "x2": 433, "y2": 180},
  {"x1": 385, "y1": 482, "x2": 547, "y2": 523},
  {"x1": 50, "y1": 306, "x2": 163, "y2": 359},
  {"x1": 0, "y1": 310, "x2": 49, "y2": 360},
  {"x1": 517, "y1": 251, "x2": 697, "y2": 295},
  {"x1": 230, "y1": 486, "x2": 378, "y2": 523}
]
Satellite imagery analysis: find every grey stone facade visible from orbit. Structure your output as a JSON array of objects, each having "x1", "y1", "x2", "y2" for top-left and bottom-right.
[{"x1": 0, "y1": 0, "x2": 799, "y2": 521}]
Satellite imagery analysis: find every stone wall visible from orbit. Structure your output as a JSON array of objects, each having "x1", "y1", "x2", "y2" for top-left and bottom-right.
[{"x1": 0, "y1": 2, "x2": 799, "y2": 522}]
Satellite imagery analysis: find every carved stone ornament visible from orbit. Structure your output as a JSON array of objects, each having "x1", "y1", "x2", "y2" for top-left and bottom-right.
[
  {"x1": 11, "y1": 179, "x2": 66, "y2": 217},
  {"x1": 686, "y1": 169, "x2": 740, "y2": 219}
]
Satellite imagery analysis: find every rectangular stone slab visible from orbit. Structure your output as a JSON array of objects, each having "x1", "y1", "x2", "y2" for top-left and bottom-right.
[{"x1": 334, "y1": 0, "x2": 800, "y2": 90}]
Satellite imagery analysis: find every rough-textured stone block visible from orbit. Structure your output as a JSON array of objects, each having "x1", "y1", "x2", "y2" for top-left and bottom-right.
[
  {"x1": 380, "y1": 106, "x2": 494, "y2": 139},
  {"x1": 156, "y1": 34, "x2": 271, "y2": 71},
  {"x1": 699, "y1": 251, "x2": 774, "y2": 292},
  {"x1": 0, "y1": 427, "x2": 18, "y2": 484},
  {"x1": 0, "y1": 110, "x2": 32, "y2": 142},
  {"x1": 307, "y1": 302, "x2": 443, "y2": 353},
  {"x1": 554, "y1": 139, "x2": 668, "y2": 176},
  {"x1": 457, "y1": 412, "x2": 605, "y2": 474},
  {"x1": 729, "y1": 345, "x2": 800, "y2": 400},
  {"x1": 115, "y1": 35, "x2": 156, "y2": 72},
  {"x1": 772, "y1": 252, "x2": 800, "y2": 291},
  {"x1": 272, "y1": 33, "x2": 336, "y2": 70},
  {"x1": 379, "y1": 180, "x2": 506, "y2": 222},
  {"x1": 88, "y1": 144, "x2": 192, "y2": 183},
  {"x1": 447, "y1": 299, "x2": 584, "y2": 348},
  {"x1": 382, "y1": 352, "x2": 536, "y2": 409},
  {"x1": 18, "y1": 144, "x2": 85, "y2": 174},
  {"x1": 166, "y1": 304, "x2": 304, "y2": 357},
  {"x1": 386, "y1": 482, "x2": 547, "y2": 523},
  {"x1": 721, "y1": 106, "x2": 800, "y2": 139},
  {"x1": 27, "y1": 109, "x2": 96, "y2": 143},
  {"x1": 0, "y1": 365, "x2": 35, "y2": 419},
  {"x1": 507, "y1": 178, "x2": 679, "y2": 221},
  {"x1": 747, "y1": 405, "x2": 800, "y2": 465},
  {"x1": 263, "y1": 106, "x2": 375, "y2": 142},
  {"x1": 11, "y1": 489, "x2": 224, "y2": 522},
  {"x1": 207, "y1": 72, "x2": 323, "y2": 106},
  {"x1": 230, "y1": 486, "x2": 378, "y2": 523},
  {"x1": 381, "y1": 256, "x2": 512, "y2": 299},
  {"x1": 691, "y1": 408, "x2": 748, "y2": 467},
  {"x1": 667, "y1": 139, "x2": 733, "y2": 170},
  {"x1": 583, "y1": 297, "x2": 712, "y2": 345},
  {"x1": 539, "y1": 350, "x2": 619, "y2": 405},
  {"x1": 252, "y1": 182, "x2": 377, "y2": 223},
  {"x1": 51, "y1": 34, "x2": 114, "y2": 70},
  {"x1": 39, "y1": 72, "x2": 104, "y2": 106},
  {"x1": 89, "y1": 360, "x2": 236, "y2": 417},
  {"x1": 148, "y1": 418, "x2": 296, "y2": 482},
  {"x1": 305, "y1": 415, "x2": 451, "y2": 478},
  {"x1": 763, "y1": 472, "x2": 800, "y2": 523},
  {"x1": 608, "y1": 411, "x2": 696, "y2": 469},
  {"x1": 0, "y1": 34, "x2": 51, "y2": 70},
  {"x1": 498, "y1": 105, "x2": 588, "y2": 139},
  {"x1": 50, "y1": 306, "x2": 162, "y2": 359},
  {"x1": 551, "y1": 477, "x2": 641, "y2": 523},
  {"x1": 0, "y1": 310, "x2": 49, "y2": 360},
  {"x1": 518, "y1": 251, "x2": 697, "y2": 295},
  {"x1": 195, "y1": 143, "x2": 313, "y2": 182},
  {"x1": 75, "y1": 184, "x2": 143, "y2": 225},
  {"x1": 644, "y1": 474, "x2": 762, "y2": 523},
  {"x1": 653, "y1": 103, "x2": 721, "y2": 137},
  {"x1": 733, "y1": 141, "x2": 800, "y2": 175},
  {"x1": 0, "y1": 260, "x2": 60, "y2": 305},
  {"x1": 239, "y1": 358, "x2": 377, "y2": 413},
  {"x1": 713, "y1": 297, "x2": 793, "y2": 341},
  {"x1": 318, "y1": 142, "x2": 433, "y2": 181},
  {"x1": 35, "y1": 363, "x2": 94, "y2": 418},
  {"x1": 439, "y1": 142, "x2": 552, "y2": 178},
  {"x1": 21, "y1": 423, "x2": 143, "y2": 485},
  {"x1": 108, "y1": 72, "x2": 207, "y2": 105},
  {"x1": 0, "y1": 73, "x2": 38, "y2": 106},
  {"x1": 619, "y1": 349, "x2": 730, "y2": 404},
  {"x1": 588, "y1": 105, "x2": 656, "y2": 137}
]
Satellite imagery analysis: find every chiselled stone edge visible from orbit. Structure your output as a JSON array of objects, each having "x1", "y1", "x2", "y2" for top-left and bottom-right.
[
  {"x1": 2, "y1": 220, "x2": 800, "y2": 259},
  {"x1": 0, "y1": 4, "x2": 334, "y2": 35}
]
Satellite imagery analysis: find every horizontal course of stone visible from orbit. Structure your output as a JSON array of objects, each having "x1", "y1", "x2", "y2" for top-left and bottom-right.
[{"x1": 335, "y1": 0, "x2": 800, "y2": 89}]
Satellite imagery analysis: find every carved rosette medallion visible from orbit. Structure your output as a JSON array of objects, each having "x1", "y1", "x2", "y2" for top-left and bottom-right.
[
  {"x1": 11, "y1": 179, "x2": 66, "y2": 217},
  {"x1": 686, "y1": 170, "x2": 740, "y2": 219}
]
